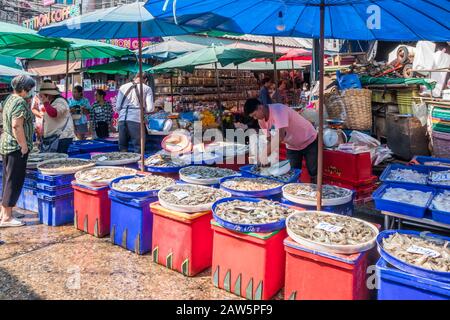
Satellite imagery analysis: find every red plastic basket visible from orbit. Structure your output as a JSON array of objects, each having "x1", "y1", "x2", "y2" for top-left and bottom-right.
[
  {"x1": 211, "y1": 221, "x2": 287, "y2": 300},
  {"x1": 73, "y1": 183, "x2": 111, "y2": 238},
  {"x1": 150, "y1": 202, "x2": 213, "y2": 277}
]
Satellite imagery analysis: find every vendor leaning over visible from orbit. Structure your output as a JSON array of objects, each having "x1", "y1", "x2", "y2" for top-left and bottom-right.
[{"x1": 244, "y1": 98, "x2": 318, "y2": 183}]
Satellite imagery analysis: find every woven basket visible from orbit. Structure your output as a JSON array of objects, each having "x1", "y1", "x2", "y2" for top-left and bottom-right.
[
  {"x1": 432, "y1": 131, "x2": 450, "y2": 158},
  {"x1": 340, "y1": 89, "x2": 372, "y2": 130},
  {"x1": 324, "y1": 92, "x2": 347, "y2": 120}
]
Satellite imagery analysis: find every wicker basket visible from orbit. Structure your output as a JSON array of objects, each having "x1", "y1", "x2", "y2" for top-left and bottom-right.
[
  {"x1": 324, "y1": 92, "x2": 347, "y2": 120},
  {"x1": 340, "y1": 89, "x2": 372, "y2": 130},
  {"x1": 432, "y1": 131, "x2": 450, "y2": 158}
]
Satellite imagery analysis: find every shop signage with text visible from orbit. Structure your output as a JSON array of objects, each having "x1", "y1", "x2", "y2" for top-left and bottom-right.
[{"x1": 22, "y1": 5, "x2": 80, "y2": 30}]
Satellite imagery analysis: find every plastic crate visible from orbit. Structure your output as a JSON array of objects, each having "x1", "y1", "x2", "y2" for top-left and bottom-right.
[
  {"x1": 69, "y1": 153, "x2": 92, "y2": 160},
  {"x1": 414, "y1": 156, "x2": 450, "y2": 170},
  {"x1": 323, "y1": 150, "x2": 372, "y2": 185},
  {"x1": 284, "y1": 237, "x2": 373, "y2": 300},
  {"x1": 376, "y1": 258, "x2": 450, "y2": 300},
  {"x1": 239, "y1": 165, "x2": 301, "y2": 184},
  {"x1": 211, "y1": 220, "x2": 287, "y2": 300},
  {"x1": 372, "y1": 184, "x2": 435, "y2": 218},
  {"x1": 18, "y1": 186, "x2": 38, "y2": 212},
  {"x1": 281, "y1": 197, "x2": 354, "y2": 216},
  {"x1": 95, "y1": 137, "x2": 119, "y2": 145},
  {"x1": 36, "y1": 182, "x2": 73, "y2": 196},
  {"x1": 73, "y1": 183, "x2": 111, "y2": 238},
  {"x1": 150, "y1": 202, "x2": 213, "y2": 277},
  {"x1": 37, "y1": 172, "x2": 75, "y2": 187},
  {"x1": 380, "y1": 163, "x2": 430, "y2": 187},
  {"x1": 24, "y1": 177, "x2": 37, "y2": 188},
  {"x1": 429, "y1": 191, "x2": 450, "y2": 225},
  {"x1": 109, "y1": 190, "x2": 156, "y2": 255},
  {"x1": 37, "y1": 192, "x2": 74, "y2": 226}
]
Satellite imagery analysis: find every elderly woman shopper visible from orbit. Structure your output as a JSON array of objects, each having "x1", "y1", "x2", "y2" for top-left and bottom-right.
[
  {"x1": 0, "y1": 75, "x2": 35, "y2": 228},
  {"x1": 38, "y1": 82, "x2": 75, "y2": 153}
]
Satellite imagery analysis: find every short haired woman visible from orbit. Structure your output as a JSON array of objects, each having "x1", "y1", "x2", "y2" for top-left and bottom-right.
[
  {"x1": 91, "y1": 89, "x2": 113, "y2": 139},
  {"x1": 0, "y1": 75, "x2": 36, "y2": 228}
]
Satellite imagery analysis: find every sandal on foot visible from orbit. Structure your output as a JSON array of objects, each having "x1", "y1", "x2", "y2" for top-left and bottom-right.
[{"x1": 0, "y1": 219, "x2": 25, "y2": 228}]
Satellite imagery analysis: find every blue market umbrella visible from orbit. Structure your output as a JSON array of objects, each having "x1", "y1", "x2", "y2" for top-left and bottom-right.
[
  {"x1": 141, "y1": 38, "x2": 206, "y2": 60},
  {"x1": 38, "y1": 2, "x2": 200, "y2": 171},
  {"x1": 145, "y1": 0, "x2": 450, "y2": 209}
]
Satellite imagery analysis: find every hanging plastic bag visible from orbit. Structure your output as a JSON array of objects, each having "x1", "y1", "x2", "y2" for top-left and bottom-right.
[{"x1": 412, "y1": 101, "x2": 428, "y2": 126}]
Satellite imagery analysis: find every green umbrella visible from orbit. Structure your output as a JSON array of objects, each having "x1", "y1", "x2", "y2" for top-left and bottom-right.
[
  {"x1": 152, "y1": 45, "x2": 275, "y2": 73},
  {"x1": 85, "y1": 60, "x2": 152, "y2": 75},
  {"x1": 0, "y1": 21, "x2": 67, "y2": 48},
  {"x1": 0, "y1": 38, "x2": 132, "y2": 94}
]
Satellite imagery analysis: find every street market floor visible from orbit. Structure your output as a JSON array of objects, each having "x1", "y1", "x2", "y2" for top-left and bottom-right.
[{"x1": 0, "y1": 206, "x2": 383, "y2": 300}]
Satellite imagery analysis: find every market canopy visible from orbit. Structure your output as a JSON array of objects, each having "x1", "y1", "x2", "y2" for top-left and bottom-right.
[
  {"x1": 152, "y1": 45, "x2": 279, "y2": 73},
  {"x1": 0, "y1": 38, "x2": 132, "y2": 60},
  {"x1": 0, "y1": 21, "x2": 67, "y2": 47},
  {"x1": 145, "y1": 0, "x2": 450, "y2": 41},
  {"x1": 141, "y1": 38, "x2": 206, "y2": 60},
  {"x1": 84, "y1": 60, "x2": 153, "y2": 75},
  {"x1": 37, "y1": 2, "x2": 197, "y2": 39}
]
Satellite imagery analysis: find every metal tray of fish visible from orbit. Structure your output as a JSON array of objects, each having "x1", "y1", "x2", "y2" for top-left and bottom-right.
[
  {"x1": 91, "y1": 152, "x2": 141, "y2": 165},
  {"x1": 110, "y1": 174, "x2": 175, "y2": 198},
  {"x1": 27, "y1": 153, "x2": 68, "y2": 169},
  {"x1": 286, "y1": 211, "x2": 379, "y2": 254},
  {"x1": 428, "y1": 169, "x2": 450, "y2": 189},
  {"x1": 377, "y1": 230, "x2": 450, "y2": 283},
  {"x1": 282, "y1": 183, "x2": 353, "y2": 206},
  {"x1": 219, "y1": 176, "x2": 284, "y2": 198},
  {"x1": 429, "y1": 190, "x2": 450, "y2": 225},
  {"x1": 212, "y1": 197, "x2": 296, "y2": 233},
  {"x1": 179, "y1": 166, "x2": 238, "y2": 185},
  {"x1": 37, "y1": 158, "x2": 96, "y2": 176},
  {"x1": 75, "y1": 166, "x2": 137, "y2": 187},
  {"x1": 372, "y1": 184, "x2": 435, "y2": 218},
  {"x1": 380, "y1": 164, "x2": 429, "y2": 186},
  {"x1": 158, "y1": 184, "x2": 231, "y2": 213},
  {"x1": 145, "y1": 152, "x2": 190, "y2": 173},
  {"x1": 239, "y1": 164, "x2": 301, "y2": 183}
]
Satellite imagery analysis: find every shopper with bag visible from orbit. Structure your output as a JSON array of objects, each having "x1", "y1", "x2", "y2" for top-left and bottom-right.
[
  {"x1": 38, "y1": 82, "x2": 75, "y2": 153},
  {"x1": 0, "y1": 75, "x2": 35, "y2": 228},
  {"x1": 116, "y1": 73, "x2": 154, "y2": 153}
]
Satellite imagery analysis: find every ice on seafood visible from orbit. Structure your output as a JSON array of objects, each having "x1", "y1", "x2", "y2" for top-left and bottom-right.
[
  {"x1": 381, "y1": 187, "x2": 432, "y2": 207},
  {"x1": 283, "y1": 183, "x2": 352, "y2": 201},
  {"x1": 145, "y1": 153, "x2": 189, "y2": 167},
  {"x1": 76, "y1": 167, "x2": 136, "y2": 184},
  {"x1": 158, "y1": 184, "x2": 229, "y2": 206},
  {"x1": 250, "y1": 165, "x2": 297, "y2": 182},
  {"x1": 287, "y1": 211, "x2": 376, "y2": 246},
  {"x1": 429, "y1": 170, "x2": 450, "y2": 186},
  {"x1": 385, "y1": 168, "x2": 427, "y2": 184},
  {"x1": 214, "y1": 199, "x2": 295, "y2": 225},
  {"x1": 180, "y1": 166, "x2": 237, "y2": 179},
  {"x1": 112, "y1": 175, "x2": 175, "y2": 192},
  {"x1": 431, "y1": 191, "x2": 450, "y2": 213},
  {"x1": 221, "y1": 177, "x2": 282, "y2": 191},
  {"x1": 92, "y1": 152, "x2": 140, "y2": 162},
  {"x1": 382, "y1": 233, "x2": 450, "y2": 273}
]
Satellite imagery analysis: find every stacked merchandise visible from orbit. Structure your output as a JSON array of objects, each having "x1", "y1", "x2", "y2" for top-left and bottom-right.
[
  {"x1": 322, "y1": 150, "x2": 378, "y2": 205},
  {"x1": 17, "y1": 169, "x2": 39, "y2": 212},
  {"x1": 373, "y1": 161, "x2": 450, "y2": 225},
  {"x1": 429, "y1": 104, "x2": 450, "y2": 158}
]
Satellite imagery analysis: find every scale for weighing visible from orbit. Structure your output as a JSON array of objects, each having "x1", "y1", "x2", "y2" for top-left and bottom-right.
[{"x1": 323, "y1": 119, "x2": 348, "y2": 148}]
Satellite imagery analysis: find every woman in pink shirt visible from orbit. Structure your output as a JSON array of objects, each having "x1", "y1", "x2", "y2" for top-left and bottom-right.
[{"x1": 244, "y1": 98, "x2": 318, "y2": 182}]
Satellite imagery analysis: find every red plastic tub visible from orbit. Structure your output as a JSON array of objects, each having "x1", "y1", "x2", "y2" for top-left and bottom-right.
[
  {"x1": 284, "y1": 237, "x2": 375, "y2": 300},
  {"x1": 72, "y1": 183, "x2": 111, "y2": 238},
  {"x1": 211, "y1": 221, "x2": 287, "y2": 300},
  {"x1": 323, "y1": 150, "x2": 372, "y2": 184},
  {"x1": 150, "y1": 202, "x2": 213, "y2": 276}
]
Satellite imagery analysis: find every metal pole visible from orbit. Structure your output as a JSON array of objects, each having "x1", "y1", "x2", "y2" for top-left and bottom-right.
[
  {"x1": 316, "y1": 1, "x2": 325, "y2": 210},
  {"x1": 138, "y1": 22, "x2": 145, "y2": 171},
  {"x1": 215, "y1": 62, "x2": 220, "y2": 103},
  {"x1": 272, "y1": 36, "x2": 278, "y2": 86},
  {"x1": 65, "y1": 48, "x2": 69, "y2": 97},
  {"x1": 170, "y1": 74, "x2": 174, "y2": 112},
  {"x1": 291, "y1": 58, "x2": 296, "y2": 106}
]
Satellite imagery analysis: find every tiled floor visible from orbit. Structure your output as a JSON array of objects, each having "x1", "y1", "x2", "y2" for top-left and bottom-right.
[{"x1": 0, "y1": 209, "x2": 239, "y2": 300}]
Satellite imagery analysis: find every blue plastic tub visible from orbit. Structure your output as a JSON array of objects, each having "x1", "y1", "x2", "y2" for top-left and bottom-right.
[
  {"x1": 109, "y1": 190, "x2": 156, "y2": 254},
  {"x1": 427, "y1": 169, "x2": 450, "y2": 190},
  {"x1": 281, "y1": 197, "x2": 354, "y2": 216},
  {"x1": 414, "y1": 156, "x2": 450, "y2": 170},
  {"x1": 212, "y1": 197, "x2": 288, "y2": 233},
  {"x1": 18, "y1": 186, "x2": 39, "y2": 212},
  {"x1": 37, "y1": 172, "x2": 75, "y2": 187},
  {"x1": 109, "y1": 175, "x2": 161, "y2": 199},
  {"x1": 219, "y1": 176, "x2": 284, "y2": 198},
  {"x1": 380, "y1": 164, "x2": 430, "y2": 187},
  {"x1": 24, "y1": 178, "x2": 37, "y2": 188},
  {"x1": 372, "y1": 183, "x2": 435, "y2": 218},
  {"x1": 145, "y1": 164, "x2": 188, "y2": 174},
  {"x1": 37, "y1": 192, "x2": 74, "y2": 226},
  {"x1": 36, "y1": 182, "x2": 73, "y2": 196},
  {"x1": 239, "y1": 165, "x2": 301, "y2": 184},
  {"x1": 376, "y1": 258, "x2": 450, "y2": 300},
  {"x1": 429, "y1": 191, "x2": 450, "y2": 225},
  {"x1": 95, "y1": 137, "x2": 119, "y2": 145},
  {"x1": 70, "y1": 140, "x2": 118, "y2": 154},
  {"x1": 69, "y1": 153, "x2": 92, "y2": 160},
  {"x1": 377, "y1": 230, "x2": 450, "y2": 283}
]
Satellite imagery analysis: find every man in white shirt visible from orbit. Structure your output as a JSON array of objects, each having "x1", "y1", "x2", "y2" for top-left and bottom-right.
[{"x1": 116, "y1": 73, "x2": 154, "y2": 154}]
